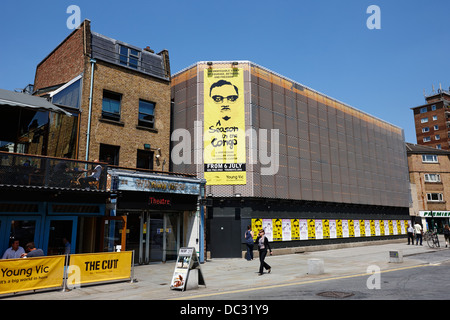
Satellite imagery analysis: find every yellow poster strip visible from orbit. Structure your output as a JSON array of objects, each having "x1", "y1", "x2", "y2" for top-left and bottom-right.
[
  {"x1": 68, "y1": 251, "x2": 132, "y2": 286},
  {"x1": 0, "y1": 255, "x2": 65, "y2": 295},
  {"x1": 204, "y1": 67, "x2": 246, "y2": 185}
]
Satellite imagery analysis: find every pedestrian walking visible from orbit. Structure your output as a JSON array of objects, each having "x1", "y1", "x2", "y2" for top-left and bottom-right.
[
  {"x1": 444, "y1": 224, "x2": 450, "y2": 248},
  {"x1": 407, "y1": 224, "x2": 414, "y2": 245},
  {"x1": 414, "y1": 222, "x2": 423, "y2": 246},
  {"x1": 255, "y1": 229, "x2": 272, "y2": 275},
  {"x1": 244, "y1": 225, "x2": 254, "y2": 261}
]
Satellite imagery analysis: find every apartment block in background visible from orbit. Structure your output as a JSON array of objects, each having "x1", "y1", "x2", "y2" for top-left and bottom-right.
[
  {"x1": 411, "y1": 89, "x2": 450, "y2": 150},
  {"x1": 407, "y1": 142, "x2": 450, "y2": 232}
]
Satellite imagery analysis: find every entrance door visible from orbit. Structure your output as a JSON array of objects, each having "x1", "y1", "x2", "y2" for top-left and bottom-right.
[
  {"x1": 43, "y1": 217, "x2": 77, "y2": 255},
  {"x1": 100, "y1": 216, "x2": 127, "y2": 253},
  {"x1": 125, "y1": 211, "x2": 180, "y2": 264}
]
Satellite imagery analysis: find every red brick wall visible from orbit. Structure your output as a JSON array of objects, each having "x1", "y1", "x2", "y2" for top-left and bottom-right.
[{"x1": 34, "y1": 21, "x2": 89, "y2": 90}]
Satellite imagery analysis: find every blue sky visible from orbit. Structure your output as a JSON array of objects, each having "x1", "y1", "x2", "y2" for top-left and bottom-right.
[{"x1": 1, "y1": 0, "x2": 449, "y2": 144}]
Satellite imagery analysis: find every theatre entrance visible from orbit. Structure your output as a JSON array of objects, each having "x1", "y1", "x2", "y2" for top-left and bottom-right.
[{"x1": 124, "y1": 211, "x2": 181, "y2": 265}]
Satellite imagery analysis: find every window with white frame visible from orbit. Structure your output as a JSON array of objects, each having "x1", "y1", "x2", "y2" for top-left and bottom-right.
[
  {"x1": 427, "y1": 193, "x2": 443, "y2": 202},
  {"x1": 431, "y1": 105, "x2": 436, "y2": 111},
  {"x1": 435, "y1": 134, "x2": 440, "y2": 140},
  {"x1": 422, "y1": 127, "x2": 429, "y2": 133},
  {"x1": 422, "y1": 154, "x2": 438, "y2": 163},
  {"x1": 420, "y1": 107, "x2": 427, "y2": 113},
  {"x1": 434, "y1": 125, "x2": 439, "y2": 130},
  {"x1": 433, "y1": 115, "x2": 438, "y2": 121},
  {"x1": 421, "y1": 117, "x2": 428, "y2": 123},
  {"x1": 423, "y1": 137, "x2": 431, "y2": 142},
  {"x1": 424, "y1": 173, "x2": 441, "y2": 182}
]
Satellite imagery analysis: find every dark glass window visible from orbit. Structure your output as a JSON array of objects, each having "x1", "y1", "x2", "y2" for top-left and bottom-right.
[
  {"x1": 119, "y1": 45, "x2": 139, "y2": 69},
  {"x1": 138, "y1": 100, "x2": 155, "y2": 128},
  {"x1": 136, "y1": 149, "x2": 154, "y2": 170},
  {"x1": 102, "y1": 91, "x2": 121, "y2": 121}
]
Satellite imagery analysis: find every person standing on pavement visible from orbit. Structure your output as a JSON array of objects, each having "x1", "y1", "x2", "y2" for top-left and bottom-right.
[
  {"x1": 444, "y1": 224, "x2": 450, "y2": 248},
  {"x1": 255, "y1": 229, "x2": 272, "y2": 275},
  {"x1": 407, "y1": 224, "x2": 415, "y2": 245},
  {"x1": 414, "y1": 222, "x2": 423, "y2": 246},
  {"x1": 244, "y1": 225, "x2": 254, "y2": 261}
]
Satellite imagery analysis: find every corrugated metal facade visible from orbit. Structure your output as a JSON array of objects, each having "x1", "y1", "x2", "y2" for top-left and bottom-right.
[{"x1": 171, "y1": 61, "x2": 409, "y2": 208}]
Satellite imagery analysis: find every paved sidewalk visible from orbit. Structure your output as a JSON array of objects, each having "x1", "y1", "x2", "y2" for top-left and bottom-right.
[{"x1": 3, "y1": 237, "x2": 448, "y2": 300}]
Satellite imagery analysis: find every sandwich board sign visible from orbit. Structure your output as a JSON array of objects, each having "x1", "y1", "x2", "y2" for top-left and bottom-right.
[{"x1": 170, "y1": 247, "x2": 205, "y2": 291}]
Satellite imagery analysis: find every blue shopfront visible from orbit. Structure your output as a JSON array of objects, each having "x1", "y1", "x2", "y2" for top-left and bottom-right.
[{"x1": 0, "y1": 188, "x2": 108, "y2": 258}]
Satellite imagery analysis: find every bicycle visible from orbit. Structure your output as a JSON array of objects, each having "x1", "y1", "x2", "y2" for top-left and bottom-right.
[{"x1": 424, "y1": 230, "x2": 440, "y2": 248}]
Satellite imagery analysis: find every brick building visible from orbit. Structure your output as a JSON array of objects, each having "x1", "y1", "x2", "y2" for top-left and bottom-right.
[
  {"x1": 407, "y1": 142, "x2": 450, "y2": 232},
  {"x1": 34, "y1": 19, "x2": 171, "y2": 169},
  {"x1": 12, "y1": 19, "x2": 206, "y2": 264},
  {"x1": 411, "y1": 89, "x2": 450, "y2": 150}
]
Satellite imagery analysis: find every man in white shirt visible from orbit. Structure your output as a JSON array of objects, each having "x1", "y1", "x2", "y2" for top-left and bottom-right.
[
  {"x1": 79, "y1": 160, "x2": 102, "y2": 189},
  {"x1": 2, "y1": 239, "x2": 25, "y2": 259},
  {"x1": 414, "y1": 222, "x2": 423, "y2": 246}
]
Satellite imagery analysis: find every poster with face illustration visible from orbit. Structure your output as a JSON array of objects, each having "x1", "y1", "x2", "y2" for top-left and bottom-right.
[{"x1": 204, "y1": 67, "x2": 246, "y2": 185}]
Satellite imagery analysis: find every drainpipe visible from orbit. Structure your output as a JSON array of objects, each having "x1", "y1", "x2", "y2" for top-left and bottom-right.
[{"x1": 85, "y1": 58, "x2": 96, "y2": 161}]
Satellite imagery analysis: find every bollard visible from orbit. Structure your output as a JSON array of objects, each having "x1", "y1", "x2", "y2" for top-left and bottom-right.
[
  {"x1": 307, "y1": 258, "x2": 324, "y2": 275},
  {"x1": 389, "y1": 250, "x2": 403, "y2": 263}
]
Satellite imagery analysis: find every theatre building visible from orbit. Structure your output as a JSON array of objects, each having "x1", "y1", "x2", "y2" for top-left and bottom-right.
[
  {"x1": 171, "y1": 61, "x2": 411, "y2": 258},
  {"x1": 0, "y1": 20, "x2": 204, "y2": 264}
]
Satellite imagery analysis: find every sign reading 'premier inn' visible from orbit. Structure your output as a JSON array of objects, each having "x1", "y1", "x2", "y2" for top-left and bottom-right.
[{"x1": 419, "y1": 211, "x2": 450, "y2": 218}]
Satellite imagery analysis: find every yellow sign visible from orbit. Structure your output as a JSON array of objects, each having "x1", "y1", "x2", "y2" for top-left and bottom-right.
[
  {"x1": 273, "y1": 219, "x2": 283, "y2": 241},
  {"x1": 308, "y1": 219, "x2": 315, "y2": 240},
  {"x1": 68, "y1": 251, "x2": 132, "y2": 286},
  {"x1": 291, "y1": 219, "x2": 300, "y2": 240},
  {"x1": 204, "y1": 67, "x2": 246, "y2": 185},
  {"x1": 323, "y1": 219, "x2": 330, "y2": 239},
  {"x1": 0, "y1": 255, "x2": 65, "y2": 295},
  {"x1": 348, "y1": 219, "x2": 355, "y2": 237}
]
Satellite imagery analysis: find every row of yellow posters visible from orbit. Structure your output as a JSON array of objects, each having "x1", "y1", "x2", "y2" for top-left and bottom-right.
[{"x1": 251, "y1": 219, "x2": 409, "y2": 242}]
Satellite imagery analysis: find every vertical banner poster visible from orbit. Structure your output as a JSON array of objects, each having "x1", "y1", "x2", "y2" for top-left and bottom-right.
[
  {"x1": 353, "y1": 220, "x2": 361, "y2": 237},
  {"x1": 252, "y1": 219, "x2": 262, "y2": 240},
  {"x1": 336, "y1": 219, "x2": 343, "y2": 238},
  {"x1": 329, "y1": 220, "x2": 337, "y2": 239},
  {"x1": 392, "y1": 220, "x2": 399, "y2": 235},
  {"x1": 204, "y1": 67, "x2": 246, "y2": 185},
  {"x1": 315, "y1": 219, "x2": 323, "y2": 240},
  {"x1": 397, "y1": 220, "x2": 402, "y2": 235},
  {"x1": 342, "y1": 220, "x2": 349, "y2": 238},
  {"x1": 323, "y1": 219, "x2": 330, "y2": 239},
  {"x1": 348, "y1": 219, "x2": 355, "y2": 237},
  {"x1": 308, "y1": 219, "x2": 316, "y2": 240},
  {"x1": 380, "y1": 220, "x2": 385, "y2": 236},
  {"x1": 299, "y1": 219, "x2": 308, "y2": 240},
  {"x1": 262, "y1": 219, "x2": 273, "y2": 241},
  {"x1": 369, "y1": 220, "x2": 376, "y2": 237},
  {"x1": 365, "y1": 220, "x2": 372, "y2": 237},
  {"x1": 388, "y1": 220, "x2": 394, "y2": 235},
  {"x1": 273, "y1": 219, "x2": 283, "y2": 241},
  {"x1": 291, "y1": 219, "x2": 300, "y2": 240},
  {"x1": 375, "y1": 220, "x2": 381, "y2": 236},
  {"x1": 282, "y1": 219, "x2": 292, "y2": 241},
  {"x1": 384, "y1": 220, "x2": 391, "y2": 236},
  {"x1": 360, "y1": 220, "x2": 366, "y2": 237}
]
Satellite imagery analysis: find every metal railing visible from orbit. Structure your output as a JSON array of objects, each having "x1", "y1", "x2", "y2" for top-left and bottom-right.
[{"x1": 0, "y1": 151, "x2": 108, "y2": 191}]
